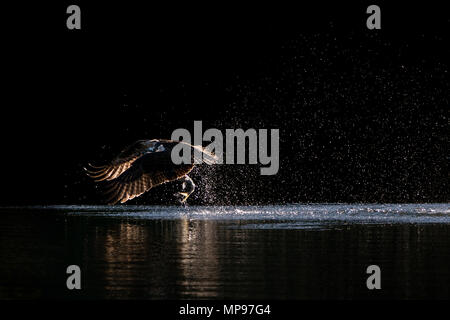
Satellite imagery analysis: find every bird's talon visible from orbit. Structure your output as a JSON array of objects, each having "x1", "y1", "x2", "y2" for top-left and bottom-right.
[{"x1": 174, "y1": 192, "x2": 190, "y2": 204}]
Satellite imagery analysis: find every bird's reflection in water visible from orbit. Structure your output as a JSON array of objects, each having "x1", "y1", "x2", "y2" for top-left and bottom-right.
[
  {"x1": 100, "y1": 223, "x2": 150, "y2": 297},
  {"x1": 176, "y1": 218, "x2": 220, "y2": 298},
  {"x1": 1, "y1": 206, "x2": 449, "y2": 299},
  {"x1": 89, "y1": 217, "x2": 222, "y2": 299}
]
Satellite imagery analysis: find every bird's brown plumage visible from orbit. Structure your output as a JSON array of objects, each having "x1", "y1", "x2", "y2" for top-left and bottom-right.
[{"x1": 85, "y1": 139, "x2": 216, "y2": 204}]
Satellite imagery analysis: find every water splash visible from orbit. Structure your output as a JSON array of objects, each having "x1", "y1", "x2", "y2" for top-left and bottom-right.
[{"x1": 3, "y1": 204, "x2": 449, "y2": 227}]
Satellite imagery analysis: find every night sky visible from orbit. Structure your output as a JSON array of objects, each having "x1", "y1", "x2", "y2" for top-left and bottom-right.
[{"x1": 1, "y1": 2, "x2": 448, "y2": 205}]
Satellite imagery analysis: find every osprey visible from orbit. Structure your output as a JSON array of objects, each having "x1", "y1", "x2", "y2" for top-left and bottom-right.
[{"x1": 85, "y1": 139, "x2": 217, "y2": 204}]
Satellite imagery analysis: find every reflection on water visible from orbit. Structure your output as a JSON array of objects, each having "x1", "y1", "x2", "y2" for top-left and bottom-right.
[{"x1": 0, "y1": 204, "x2": 449, "y2": 299}]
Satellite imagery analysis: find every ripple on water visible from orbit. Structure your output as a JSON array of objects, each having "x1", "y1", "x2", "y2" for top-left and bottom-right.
[{"x1": 1, "y1": 204, "x2": 448, "y2": 229}]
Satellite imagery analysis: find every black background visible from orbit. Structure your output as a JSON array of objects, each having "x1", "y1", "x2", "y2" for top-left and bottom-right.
[{"x1": 1, "y1": 1, "x2": 448, "y2": 205}]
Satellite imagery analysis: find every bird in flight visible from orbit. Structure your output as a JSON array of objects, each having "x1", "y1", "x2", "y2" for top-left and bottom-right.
[{"x1": 85, "y1": 139, "x2": 217, "y2": 204}]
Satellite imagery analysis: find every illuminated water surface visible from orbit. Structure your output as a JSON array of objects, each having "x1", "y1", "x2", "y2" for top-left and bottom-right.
[{"x1": 0, "y1": 204, "x2": 449, "y2": 299}]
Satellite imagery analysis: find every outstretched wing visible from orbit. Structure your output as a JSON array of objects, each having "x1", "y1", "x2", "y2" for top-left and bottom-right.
[
  {"x1": 86, "y1": 139, "x2": 218, "y2": 204},
  {"x1": 84, "y1": 140, "x2": 153, "y2": 182},
  {"x1": 103, "y1": 151, "x2": 194, "y2": 204}
]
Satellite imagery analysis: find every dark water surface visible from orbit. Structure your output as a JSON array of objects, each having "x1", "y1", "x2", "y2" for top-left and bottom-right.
[{"x1": 0, "y1": 204, "x2": 449, "y2": 299}]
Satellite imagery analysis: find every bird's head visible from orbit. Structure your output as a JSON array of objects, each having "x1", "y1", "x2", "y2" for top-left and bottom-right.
[{"x1": 146, "y1": 140, "x2": 165, "y2": 152}]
